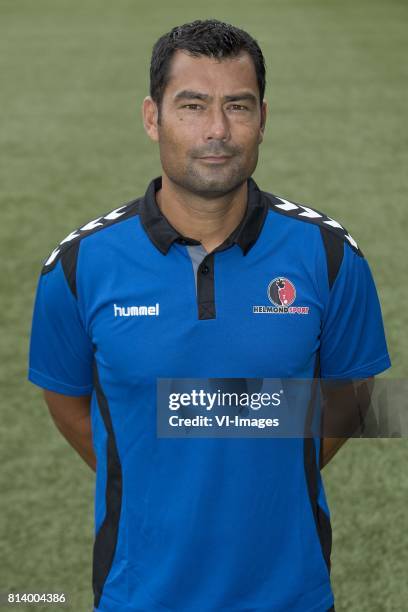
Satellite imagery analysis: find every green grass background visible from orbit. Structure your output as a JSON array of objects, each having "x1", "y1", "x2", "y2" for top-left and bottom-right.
[{"x1": 1, "y1": 0, "x2": 407, "y2": 610}]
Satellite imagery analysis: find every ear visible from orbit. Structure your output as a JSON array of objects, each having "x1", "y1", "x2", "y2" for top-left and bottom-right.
[
  {"x1": 258, "y1": 99, "x2": 267, "y2": 144},
  {"x1": 142, "y1": 96, "x2": 159, "y2": 142}
]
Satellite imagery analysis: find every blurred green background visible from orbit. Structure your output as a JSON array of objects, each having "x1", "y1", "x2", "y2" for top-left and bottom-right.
[{"x1": 1, "y1": 0, "x2": 407, "y2": 610}]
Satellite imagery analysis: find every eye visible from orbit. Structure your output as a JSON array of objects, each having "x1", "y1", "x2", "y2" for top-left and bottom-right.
[
  {"x1": 181, "y1": 104, "x2": 203, "y2": 110},
  {"x1": 228, "y1": 104, "x2": 248, "y2": 111}
]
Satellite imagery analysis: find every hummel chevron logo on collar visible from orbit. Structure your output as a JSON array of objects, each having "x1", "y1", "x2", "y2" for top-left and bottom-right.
[
  {"x1": 267, "y1": 194, "x2": 362, "y2": 256},
  {"x1": 41, "y1": 198, "x2": 141, "y2": 274},
  {"x1": 44, "y1": 206, "x2": 129, "y2": 268}
]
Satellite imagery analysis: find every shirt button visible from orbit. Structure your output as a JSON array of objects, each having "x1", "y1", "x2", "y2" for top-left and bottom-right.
[{"x1": 201, "y1": 265, "x2": 209, "y2": 275}]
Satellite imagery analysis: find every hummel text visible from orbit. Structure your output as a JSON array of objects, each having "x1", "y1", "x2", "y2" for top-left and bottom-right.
[{"x1": 114, "y1": 303, "x2": 160, "y2": 317}]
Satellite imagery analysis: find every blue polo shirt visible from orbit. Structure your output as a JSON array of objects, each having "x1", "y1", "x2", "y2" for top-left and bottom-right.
[{"x1": 28, "y1": 176, "x2": 391, "y2": 611}]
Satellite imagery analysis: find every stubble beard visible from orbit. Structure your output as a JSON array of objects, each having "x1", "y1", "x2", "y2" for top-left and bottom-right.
[
  {"x1": 157, "y1": 119, "x2": 259, "y2": 199},
  {"x1": 160, "y1": 152, "x2": 259, "y2": 200}
]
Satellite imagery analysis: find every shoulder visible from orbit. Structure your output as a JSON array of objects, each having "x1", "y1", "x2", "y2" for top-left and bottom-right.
[
  {"x1": 261, "y1": 189, "x2": 363, "y2": 258},
  {"x1": 41, "y1": 197, "x2": 142, "y2": 275},
  {"x1": 261, "y1": 189, "x2": 364, "y2": 289}
]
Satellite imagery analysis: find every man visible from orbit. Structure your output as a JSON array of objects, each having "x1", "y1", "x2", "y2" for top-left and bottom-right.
[{"x1": 28, "y1": 19, "x2": 391, "y2": 612}]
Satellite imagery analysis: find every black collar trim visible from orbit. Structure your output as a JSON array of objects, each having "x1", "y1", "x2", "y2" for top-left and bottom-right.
[{"x1": 139, "y1": 176, "x2": 268, "y2": 256}]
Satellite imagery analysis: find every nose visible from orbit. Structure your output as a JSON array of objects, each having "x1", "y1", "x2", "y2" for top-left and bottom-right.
[{"x1": 205, "y1": 106, "x2": 230, "y2": 142}]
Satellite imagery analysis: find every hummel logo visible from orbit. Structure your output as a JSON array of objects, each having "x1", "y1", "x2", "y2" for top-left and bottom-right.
[
  {"x1": 114, "y1": 303, "x2": 160, "y2": 317},
  {"x1": 44, "y1": 205, "x2": 129, "y2": 268},
  {"x1": 272, "y1": 197, "x2": 360, "y2": 251}
]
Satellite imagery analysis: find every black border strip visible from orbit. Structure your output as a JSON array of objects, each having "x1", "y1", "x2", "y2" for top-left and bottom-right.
[
  {"x1": 92, "y1": 361, "x2": 123, "y2": 609},
  {"x1": 303, "y1": 352, "x2": 333, "y2": 575},
  {"x1": 61, "y1": 241, "x2": 80, "y2": 298},
  {"x1": 319, "y1": 226, "x2": 344, "y2": 290}
]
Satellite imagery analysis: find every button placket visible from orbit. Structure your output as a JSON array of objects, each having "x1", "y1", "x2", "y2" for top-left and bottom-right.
[{"x1": 197, "y1": 254, "x2": 216, "y2": 320}]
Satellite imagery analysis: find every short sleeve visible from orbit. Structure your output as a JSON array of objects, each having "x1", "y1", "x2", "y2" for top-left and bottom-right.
[
  {"x1": 28, "y1": 258, "x2": 94, "y2": 396},
  {"x1": 320, "y1": 244, "x2": 391, "y2": 379}
]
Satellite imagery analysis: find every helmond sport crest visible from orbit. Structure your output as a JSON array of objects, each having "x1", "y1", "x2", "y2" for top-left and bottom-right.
[{"x1": 252, "y1": 277, "x2": 310, "y2": 315}]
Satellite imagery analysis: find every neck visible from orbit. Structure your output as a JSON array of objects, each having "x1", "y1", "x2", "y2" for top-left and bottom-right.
[{"x1": 155, "y1": 173, "x2": 248, "y2": 253}]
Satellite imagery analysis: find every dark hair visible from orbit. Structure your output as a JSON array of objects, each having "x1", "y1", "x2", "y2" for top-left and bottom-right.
[{"x1": 150, "y1": 19, "x2": 266, "y2": 120}]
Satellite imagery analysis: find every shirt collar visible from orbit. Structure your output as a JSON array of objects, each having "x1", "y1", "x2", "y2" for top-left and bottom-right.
[{"x1": 139, "y1": 176, "x2": 268, "y2": 256}]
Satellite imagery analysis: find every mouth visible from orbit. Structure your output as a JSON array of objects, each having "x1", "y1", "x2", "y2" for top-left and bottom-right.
[{"x1": 198, "y1": 156, "x2": 232, "y2": 163}]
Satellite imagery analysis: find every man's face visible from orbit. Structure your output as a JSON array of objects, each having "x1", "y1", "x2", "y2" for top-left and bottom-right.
[{"x1": 143, "y1": 50, "x2": 267, "y2": 198}]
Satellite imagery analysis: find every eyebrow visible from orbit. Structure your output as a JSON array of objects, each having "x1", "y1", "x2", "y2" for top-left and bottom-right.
[{"x1": 173, "y1": 90, "x2": 258, "y2": 104}]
